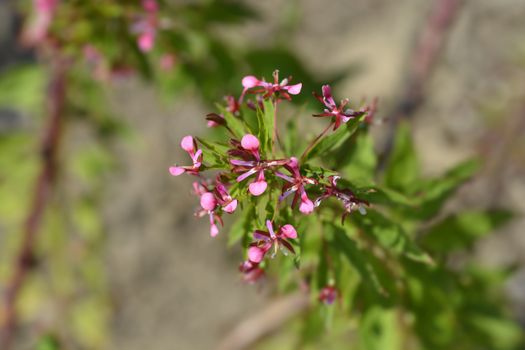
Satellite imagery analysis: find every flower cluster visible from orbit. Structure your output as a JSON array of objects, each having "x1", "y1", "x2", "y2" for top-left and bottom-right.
[
  {"x1": 133, "y1": 0, "x2": 159, "y2": 52},
  {"x1": 169, "y1": 70, "x2": 373, "y2": 294}
]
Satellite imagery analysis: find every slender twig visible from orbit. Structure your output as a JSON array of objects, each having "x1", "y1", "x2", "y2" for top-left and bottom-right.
[
  {"x1": 378, "y1": 0, "x2": 463, "y2": 170},
  {"x1": 216, "y1": 292, "x2": 310, "y2": 350},
  {"x1": 0, "y1": 61, "x2": 66, "y2": 349}
]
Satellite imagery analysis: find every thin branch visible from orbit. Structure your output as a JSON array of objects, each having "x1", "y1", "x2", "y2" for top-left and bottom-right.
[
  {"x1": 0, "y1": 61, "x2": 66, "y2": 349},
  {"x1": 378, "y1": 0, "x2": 463, "y2": 170},
  {"x1": 216, "y1": 292, "x2": 310, "y2": 350}
]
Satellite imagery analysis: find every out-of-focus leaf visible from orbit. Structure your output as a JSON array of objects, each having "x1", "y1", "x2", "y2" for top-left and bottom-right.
[
  {"x1": 340, "y1": 131, "x2": 377, "y2": 186},
  {"x1": 359, "y1": 307, "x2": 402, "y2": 350},
  {"x1": 408, "y1": 159, "x2": 481, "y2": 220},
  {"x1": 421, "y1": 210, "x2": 514, "y2": 252},
  {"x1": 383, "y1": 122, "x2": 420, "y2": 193},
  {"x1": 36, "y1": 334, "x2": 60, "y2": 350},
  {"x1": 466, "y1": 313, "x2": 524, "y2": 350},
  {"x1": 328, "y1": 223, "x2": 386, "y2": 296},
  {"x1": 354, "y1": 210, "x2": 433, "y2": 265},
  {"x1": 303, "y1": 115, "x2": 365, "y2": 162},
  {"x1": 0, "y1": 65, "x2": 45, "y2": 112},
  {"x1": 228, "y1": 206, "x2": 255, "y2": 247},
  {"x1": 353, "y1": 185, "x2": 415, "y2": 207}
]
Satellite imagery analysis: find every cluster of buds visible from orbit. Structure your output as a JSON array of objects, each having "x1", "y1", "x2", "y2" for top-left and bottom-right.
[{"x1": 170, "y1": 71, "x2": 374, "y2": 294}]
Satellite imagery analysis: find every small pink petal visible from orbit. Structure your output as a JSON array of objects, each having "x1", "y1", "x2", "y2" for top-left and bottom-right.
[
  {"x1": 200, "y1": 192, "x2": 217, "y2": 211},
  {"x1": 299, "y1": 199, "x2": 314, "y2": 214},
  {"x1": 248, "y1": 246, "x2": 264, "y2": 263},
  {"x1": 287, "y1": 83, "x2": 302, "y2": 95},
  {"x1": 223, "y1": 199, "x2": 238, "y2": 213},
  {"x1": 207, "y1": 120, "x2": 219, "y2": 128},
  {"x1": 169, "y1": 166, "x2": 185, "y2": 176},
  {"x1": 280, "y1": 224, "x2": 297, "y2": 239},
  {"x1": 210, "y1": 224, "x2": 219, "y2": 237},
  {"x1": 249, "y1": 181, "x2": 267, "y2": 196},
  {"x1": 138, "y1": 32, "x2": 155, "y2": 52},
  {"x1": 142, "y1": 0, "x2": 158, "y2": 12},
  {"x1": 242, "y1": 75, "x2": 259, "y2": 89},
  {"x1": 180, "y1": 135, "x2": 195, "y2": 152},
  {"x1": 241, "y1": 134, "x2": 260, "y2": 151}
]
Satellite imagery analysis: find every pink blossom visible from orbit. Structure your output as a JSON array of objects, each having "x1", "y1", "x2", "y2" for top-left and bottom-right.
[
  {"x1": 159, "y1": 54, "x2": 176, "y2": 71},
  {"x1": 319, "y1": 286, "x2": 337, "y2": 305},
  {"x1": 214, "y1": 180, "x2": 238, "y2": 213},
  {"x1": 23, "y1": 0, "x2": 59, "y2": 45},
  {"x1": 241, "y1": 70, "x2": 302, "y2": 101},
  {"x1": 133, "y1": 1, "x2": 159, "y2": 52},
  {"x1": 142, "y1": 0, "x2": 158, "y2": 13},
  {"x1": 229, "y1": 135, "x2": 288, "y2": 196},
  {"x1": 247, "y1": 220, "x2": 298, "y2": 263},
  {"x1": 239, "y1": 260, "x2": 265, "y2": 284},
  {"x1": 313, "y1": 85, "x2": 363, "y2": 130},
  {"x1": 275, "y1": 157, "x2": 317, "y2": 214},
  {"x1": 169, "y1": 136, "x2": 202, "y2": 176},
  {"x1": 315, "y1": 176, "x2": 369, "y2": 223}
]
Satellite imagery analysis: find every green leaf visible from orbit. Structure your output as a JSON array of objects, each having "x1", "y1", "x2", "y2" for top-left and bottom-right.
[
  {"x1": 228, "y1": 206, "x2": 255, "y2": 247},
  {"x1": 217, "y1": 106, "x2": 247, "y2": 138},
  {"x1": 421, "y1": 210, "x2": 513, "y2": 252},
  {"x1": 329, "y1": 223, "x2": 386, "y2": 296},
  {"x1": 255, "y1": 99, "x2": 275, "y2": 154},
  {"x1": 383, "y1": 122, "x2": 420, "y2": 193},
  {"x1": 467, "y1": 313, "x2": 524, "y2": 350},
  {"x1": 0, "y1": 65, "x2": 46, "y2": 112},
  {"x1": 195, "y1": 137, "x2": 229, "y2": 169},
  {"x1": 409, "y1": 159, "x2": 481, "y2": 220},
  {"x1": 340, "y1": 131, "x2": 377, "y2": 186},
  {"x1": 303, "y1": 114, "x2": 364, "y2": 162},
  {"x1": 354, "y1": 210, "x2": 433, "y2": 265},
  {"x1": 359, "y1": 307, "x2": 402, "y2": 350}
]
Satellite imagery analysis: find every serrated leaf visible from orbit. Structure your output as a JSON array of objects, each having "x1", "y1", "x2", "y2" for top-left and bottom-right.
[
  {"x1": 195, "y1": 137, "x2": 229, "y2": 169},
  {"x1": 216, "y1": 106, "x2": 247, "y2": 138},
  {"x1": 302, "y1": 115, "x2": 364, "y2": 162},
  {"x1": 354, "y1": 210, "x2": 433, "y2": 265},
  {"x1": 421, "y1": 210, "x2": 513, "y2": 252},
  {"x1": 255, "y1": 99, "x2": 275, "y2": 154}
]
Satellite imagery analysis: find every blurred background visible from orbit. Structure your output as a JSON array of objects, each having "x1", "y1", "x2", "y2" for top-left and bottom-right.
[{"x1": 0, "y1": 0, "x2": 524, "y2": 349}]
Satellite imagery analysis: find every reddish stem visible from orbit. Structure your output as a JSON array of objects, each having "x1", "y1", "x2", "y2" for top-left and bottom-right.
[{"x1": 0, "y1": 62, "x2": 66, "y2": 349}]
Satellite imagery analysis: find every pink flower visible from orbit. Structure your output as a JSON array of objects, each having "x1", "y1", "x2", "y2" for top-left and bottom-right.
[
  {"x1": 132, "y1": 1, "x2": 158, "y2": 52},
  {"x1": 239, "y1": 260, "x2": 265, "y2": 284},
  {"x1": 138, "y1": 30, "x2": 156, "y2": 52},
  {"x1": 159, "y1": 54, "x2": 176, "y2": 71},
  {"x1": 275, "y1": 157, "x2": 317, "y2": 214},
  {"x1": 319, "y1": 285, "x2": 337, "y2": 305},
  {"x1": 142, "y1": 0, "x2": 158, "y2": 13},
  {"x1": 169, "y1": 136, "x2": 202, "y2": 176},
  {"x1": 247, "y1": 220, "x2": 298, "y2": 263},
  {"x1": 315, "y1": 176, "x2": 369, "y2": 223},
  {"x1": 23, "y1": 0, "x2": 59, "y2": 45},
  {"x1": 241, "y1": 70, "x2": 302, "y2": 101},
  {"x1": 229, "y1": 134, "x2": 288, "y2": 196},
  {"x1": 196, "y1": 192, "x2": 222, "y2": 237},
  {"x1": 213, "y1": 180, "x2": 238, "y2": 213},
  {"x1": 313, "y1": 85, "x2": 363, "y2": 130}
]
